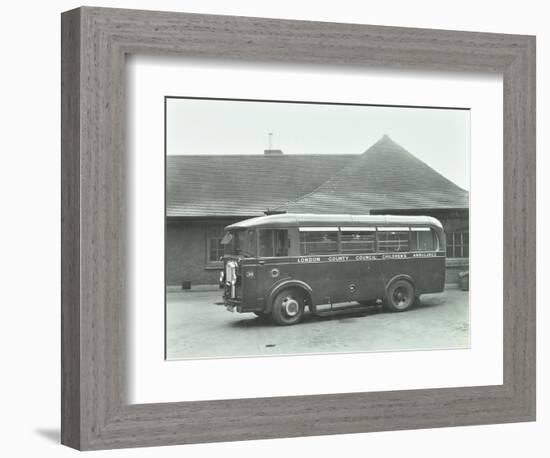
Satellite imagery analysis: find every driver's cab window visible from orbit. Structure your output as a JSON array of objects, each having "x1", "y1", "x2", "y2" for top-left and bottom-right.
[{"x1": 259, "y1": 229, "x2": 289, "y2": 257}]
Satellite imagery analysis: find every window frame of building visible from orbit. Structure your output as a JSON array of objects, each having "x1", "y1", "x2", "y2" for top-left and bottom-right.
[
  {"x1": 206, "y1": 224, "x2": 226, "y2": 266},
  {"x1": 446, "y1": 229, "x2": 469, "y2": 258}
]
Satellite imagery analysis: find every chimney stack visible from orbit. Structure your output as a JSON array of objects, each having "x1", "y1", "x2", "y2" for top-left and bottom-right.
[{"x1": 264, "y1": 131, "x2": 283, "y2": 155}]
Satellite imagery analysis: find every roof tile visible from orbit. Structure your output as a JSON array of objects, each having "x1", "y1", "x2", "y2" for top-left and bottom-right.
[
  {"x1": 278, "y1": 135, "x2": 469, "y2": 213},
  {"x1": 167, "y1": 136, "x2": 469, "y2": 217},
  {"x1": 167, "y1": 155, "x2": 355, "y2": 217}
]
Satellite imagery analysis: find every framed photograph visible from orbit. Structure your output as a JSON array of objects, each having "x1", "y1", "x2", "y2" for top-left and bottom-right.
[
  {"x1": 164, "y1": 97, "x2": 471, "y2": 360},
  {"x1": 61, "y1": 6, "x2": 535, "y2": 450}
]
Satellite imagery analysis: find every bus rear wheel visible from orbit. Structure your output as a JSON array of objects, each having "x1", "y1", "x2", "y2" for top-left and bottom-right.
[
  {"x1": 385, "y1": 280, "x2": 415, "y2": 312},
  {"x1": 271, "y1": 289, "x2": 305, "y2": 325}
]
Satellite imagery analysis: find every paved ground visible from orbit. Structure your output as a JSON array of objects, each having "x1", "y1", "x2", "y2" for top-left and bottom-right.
[{"x1": 166, "y1": 286, "x2": 469, "y2": 360}]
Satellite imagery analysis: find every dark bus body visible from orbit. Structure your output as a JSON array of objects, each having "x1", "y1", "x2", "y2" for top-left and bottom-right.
[{"x1": 220, "y1": 213, "x2": 446, "y2": 325}]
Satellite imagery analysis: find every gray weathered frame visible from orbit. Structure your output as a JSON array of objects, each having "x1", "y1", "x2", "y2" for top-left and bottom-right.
[{"x1": 61, "y1": 6, "x2": 536, "y2": 451}]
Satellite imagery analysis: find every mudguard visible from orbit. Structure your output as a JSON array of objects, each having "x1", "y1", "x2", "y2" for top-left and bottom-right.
[
  {"x1": 384, "y1": 274, "x2": 416, "y2": 296},
  {"x1": 266, "y1": 279, "x2": 313, "y2": 313}
]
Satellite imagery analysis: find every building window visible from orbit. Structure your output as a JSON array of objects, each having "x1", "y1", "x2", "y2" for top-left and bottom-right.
[
  {"x1": 206, "y1": 225, "x2": 225, "y2": 263},
  {"x1": 447, "y1": 231, "x2": 469, "y2": 258}
]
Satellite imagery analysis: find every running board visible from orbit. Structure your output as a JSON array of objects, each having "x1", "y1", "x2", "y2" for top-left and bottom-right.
[{"x1": 312, "y1": 301, "x2": 383, "y2": 317}]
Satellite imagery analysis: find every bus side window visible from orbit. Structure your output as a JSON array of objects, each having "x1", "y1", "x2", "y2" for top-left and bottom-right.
[
  {"x1": 299, "y1": 230, "x2": 338, "y2": 255},
  {"x1": 377, "y1": 229, "x2": 410, "y2": 252},
  {"x1": 259, "y1": 229, "x2": 274, "y2": 257},
  {"x1": 411, "y1": 228, "x2": 435, "y2": 251},
  {"x1": 259, "y1": 229, "x2": 289, "y2": 257},
  {"x1": 274, "y1": 230, "x2": 289, "y2": 257},
  {"x1": 340, "y1": 230, "x2": 376, "y2": 254}
]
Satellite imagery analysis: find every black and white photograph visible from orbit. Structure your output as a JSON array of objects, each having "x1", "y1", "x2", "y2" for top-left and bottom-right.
[
  {"x1": 1, "y1": 0, "x2": 542, "y2": 454},
  {"x1": 165, "y1": 97, "x2": 470, "y2": 360}
]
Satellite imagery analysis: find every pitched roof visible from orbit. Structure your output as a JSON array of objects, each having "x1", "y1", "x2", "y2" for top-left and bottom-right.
[
  {"x1": 277, "y1": 135, "x2": 469, "y2": 213},
  {"x1": 167, "y1": 136, "x2": 469, "y2": 218},
  {"x1": 167, "y1": 154, "x2": 356, "y2": 217}
]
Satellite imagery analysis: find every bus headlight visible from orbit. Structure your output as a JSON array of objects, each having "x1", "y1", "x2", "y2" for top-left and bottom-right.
[{"x1": 225, "y1": 261, "x2": 238, "y2": 298}]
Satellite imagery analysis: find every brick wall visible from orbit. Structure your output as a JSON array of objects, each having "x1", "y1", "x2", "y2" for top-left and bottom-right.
[{"x1": 166, "y1": 219, "x2": 238, "y2": 286}]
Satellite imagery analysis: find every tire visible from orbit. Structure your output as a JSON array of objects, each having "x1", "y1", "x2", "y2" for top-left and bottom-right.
[
  {"x1": 385, "y1": 279, "x2": 415, "y2": 312},
  {"x1": 271, "y1": 289, "x2": 305, "y2": 325}
]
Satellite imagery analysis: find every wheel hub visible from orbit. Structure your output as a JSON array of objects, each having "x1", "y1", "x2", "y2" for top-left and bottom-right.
[
  {"x1": 283, "y1": 297, "x2": 299, "y2": 317},
  {"x1": 393, "y1": 287, "x2": 409, "y2": 308}
]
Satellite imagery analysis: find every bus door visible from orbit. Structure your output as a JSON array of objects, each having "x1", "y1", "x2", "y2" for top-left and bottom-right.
[
  {"x1": 235, "y1": 228, "x2": 259, "y2": 307},
  {"x1": 257, "y1": 228, "x2": 291, "y2": 303},
  {"x1": 339, "y1": 227, "x2": 382, "y2": 302}
]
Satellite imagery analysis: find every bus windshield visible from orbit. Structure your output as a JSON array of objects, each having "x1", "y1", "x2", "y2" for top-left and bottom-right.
[{"x1": 221, "y1": 229, "x2": 257, "y2": 257}]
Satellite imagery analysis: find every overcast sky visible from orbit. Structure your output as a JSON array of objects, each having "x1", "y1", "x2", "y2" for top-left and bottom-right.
[{"x1": 166, "y1": 97, "x2": 470, "y2": 190}]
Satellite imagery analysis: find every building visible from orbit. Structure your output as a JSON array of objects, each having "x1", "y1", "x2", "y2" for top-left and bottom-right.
[{"x1": 166, "y1": 135, "x2": 469, "y2": 286}]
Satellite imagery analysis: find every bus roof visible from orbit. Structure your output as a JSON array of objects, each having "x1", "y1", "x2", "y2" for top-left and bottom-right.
[{"x1": 225, "y1": 213, "x2": 443, "y2": 230}]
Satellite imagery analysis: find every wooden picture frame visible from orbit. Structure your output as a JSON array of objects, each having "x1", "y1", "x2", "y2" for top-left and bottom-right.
[{"x1": 61, "y1": 6, "x2": 536, "y2": 450}]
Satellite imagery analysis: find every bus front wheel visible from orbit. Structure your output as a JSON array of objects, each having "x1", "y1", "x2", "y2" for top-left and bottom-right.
[
  {"x1": 385, "y1": 280, "x2": 415, "y2": 312},
  {"x1": 271, "y1": 289, "x2": 305, "y2": 325}
]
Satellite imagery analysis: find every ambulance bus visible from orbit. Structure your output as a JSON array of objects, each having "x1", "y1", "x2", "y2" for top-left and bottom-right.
[{"x1": 220, "y1": 213, "x2": 445, "y2": 325}]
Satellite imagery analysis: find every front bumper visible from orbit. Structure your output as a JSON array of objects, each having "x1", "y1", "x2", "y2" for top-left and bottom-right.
[{"x1": 224, "y1": 298, "x2": 242, "y2": 312}]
